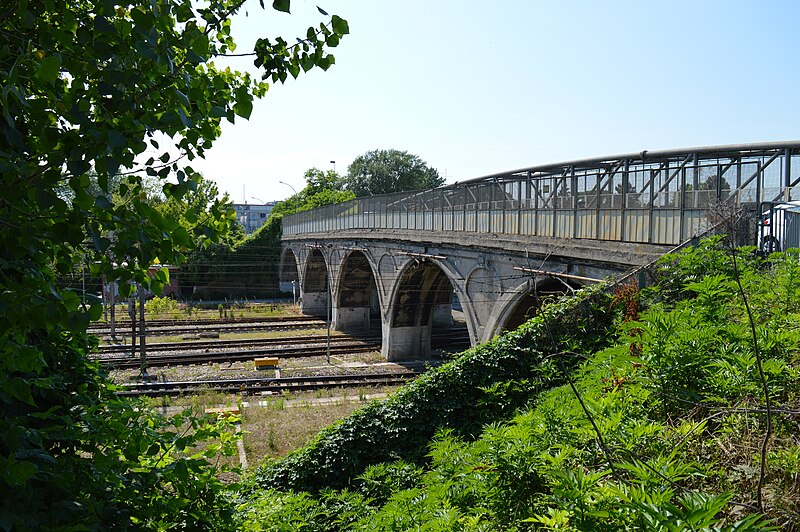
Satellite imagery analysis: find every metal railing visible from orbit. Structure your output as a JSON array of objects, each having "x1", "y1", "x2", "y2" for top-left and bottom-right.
[{"x1": 283, "y1": 142, "x2": 800, "y2": 246}]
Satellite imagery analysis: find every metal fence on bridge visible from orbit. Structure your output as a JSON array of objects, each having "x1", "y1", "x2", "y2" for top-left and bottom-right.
[{"x1": 283, "y1": 142, "x2": 800, "y2": 246}]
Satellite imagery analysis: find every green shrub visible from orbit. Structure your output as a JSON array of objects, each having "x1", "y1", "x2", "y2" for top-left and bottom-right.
[{"x1": 144, "y1": 295, "x2": 179, "y2": 318}]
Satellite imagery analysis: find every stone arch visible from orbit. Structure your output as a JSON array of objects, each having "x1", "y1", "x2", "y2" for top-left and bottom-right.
[
  {"x1": 334, "y1": 250, "x2": 381, "y2": 332},
  {"x1": 278, "y1": 248, "x2": 300, "y2": 295},
  {"x1": 301, "y1": 248, "x2": 329, "y2": 317},
  {"x1": 383, "y1": 257, "x2": 476, "y2": 360},
  {"x1": 390, "y1": 262, "x2": 450, "y2": 328},
  {"x1": 377, "y1": 253, "x2": 396, "y2": 298},
  {"x1": 465, "y1": 266, "x2": 500, "y2": 303},
  {"x1": 484, "y1": 276, "x2": 582, "y2": 340}
]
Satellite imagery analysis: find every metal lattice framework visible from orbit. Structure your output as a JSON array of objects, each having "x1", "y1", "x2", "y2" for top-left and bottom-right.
[{"x1": 283, "y1": 142, "x2": 800, "y2": 246}]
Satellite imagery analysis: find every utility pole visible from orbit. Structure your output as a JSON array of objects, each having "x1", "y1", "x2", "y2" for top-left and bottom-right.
[
  {"x1": 81, "y1": 254, "x2": 85, "y2": 305},
  {"x1": 109, "y1": 279, "x2": 117, "y2": 342},
  {"x1": 326, "y1": 281, "x2": 331, "y2": 364},
  {"x1": 139, "y1": 279, "x2": 149, "y2": 380},
  {"x1": 107, "y1": 231, "x2": 117, "y2": 342},
  {"x1": 128, "y1": 296, "x2": 136, "y2": 358},
  {"x1": 137, "y1": 239, "x2": 150, "y2": 381}
]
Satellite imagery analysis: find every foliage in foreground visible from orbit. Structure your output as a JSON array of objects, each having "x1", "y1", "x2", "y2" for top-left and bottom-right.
[
  {"x1": 240, "y1": 238, "x2": 800, "y2": 530},
  {"x1": 1, "y1": 0, "x2": 347, "y2": 528}
]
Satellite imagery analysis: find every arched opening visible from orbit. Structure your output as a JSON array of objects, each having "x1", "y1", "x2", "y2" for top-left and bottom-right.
[
  {"x1": 501, "y1": 278, "x2": 581, "y2": 332},
  {"x1": 384, "y1": 259, "x2": 459, "y2": 361},
  {"x1": 279, "y1": 248, "x2": 299, "y2": 301},
  {"x1": 335, "y1": 251, "x2": 380, "y2": 333},
  {"x1": 301, "y1": 249, "x2": 328, "y2": 317}
]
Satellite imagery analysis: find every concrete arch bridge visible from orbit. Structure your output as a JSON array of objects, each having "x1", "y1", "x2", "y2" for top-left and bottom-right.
[{"x1": 279, "y1": 142, "x2": 800, "y2": 361}]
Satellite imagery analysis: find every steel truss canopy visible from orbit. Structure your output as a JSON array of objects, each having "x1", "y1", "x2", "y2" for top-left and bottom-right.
[{"x1": 284, "y1": 141, "x2": 800, "y2": 246}]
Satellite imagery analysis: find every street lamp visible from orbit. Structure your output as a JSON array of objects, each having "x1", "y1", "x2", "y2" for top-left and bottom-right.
[
  {"x1": 251, "y1": 196, "x2": 265, "y2": 204},
  {"x1": 330, "y1": 160, "x2": 336, "y2": 173},
  {"x1": 278, "y1": 180, "x2": 299, "y2": 213}
]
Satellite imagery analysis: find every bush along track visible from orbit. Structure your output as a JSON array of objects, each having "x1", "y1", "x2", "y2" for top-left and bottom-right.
[{"x1": 238, "y1": 237, "x2": 800, "y2": 530}]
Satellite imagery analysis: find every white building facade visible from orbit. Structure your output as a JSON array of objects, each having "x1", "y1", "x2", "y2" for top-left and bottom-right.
[{"x1": 232, "y1": 202, "x2": 277, "y2": 234}]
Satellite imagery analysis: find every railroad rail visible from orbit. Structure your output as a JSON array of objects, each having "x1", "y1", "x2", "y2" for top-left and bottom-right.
[
  {"x1": 89, "y1": 317, "x2": 327, "y2": 338},
  {"x1": 94, "y1": 332, "x2": 380, "y2": 355},
  {"x1": 117, "y1": 370, "x2": 422, "y2": 397},
  {"x1": 97, "y1": 330, "x2": 471, "y2": 369},
  {"x1": 89, "y1": 314, "x2": 316, "y2": 330},
  {"x1": 99, "y1": 342, "x2": 382, "y2": 369}
]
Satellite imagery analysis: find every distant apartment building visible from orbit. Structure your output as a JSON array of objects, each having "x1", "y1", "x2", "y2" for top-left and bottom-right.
[{"x1": 232, "y1": 201, "x2": 277, "y2": 234}]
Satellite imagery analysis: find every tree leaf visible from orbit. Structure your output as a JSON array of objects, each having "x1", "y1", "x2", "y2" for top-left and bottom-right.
[
  {"x1": 191, "y1": 34, "x2": 209, "y2": 58},
  {"x1": 6, "y1": 377, "x2": 35, "y2": 406},
  {"x1": 172, "y1": 226, "x2": 192, "y2": 247},
  {"x1": 331, "y1": 15, "x2": 349, "y2": 35},
  {"x1": 272, "y1": 0, "x2": 290, "y2": 13},
  {"x1": 95, "y1": 196, "x2": 113, "y2": 210},
  {"x1": 233, "y1": 95, "x2": 253, "y2": 119},
  {"x1": 36, "y1": 55, "x2": 62, "y2": 85}
]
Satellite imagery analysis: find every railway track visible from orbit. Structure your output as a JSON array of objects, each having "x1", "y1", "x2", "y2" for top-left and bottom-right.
[
  {"x1": 88, "y1": 315, "x2": 325, "y2": 337},
  {"x1": 97, "y1": 330, "x2": 471, "y2": 369},
  {"x1": 90, "y1": 314, "x2": 316, "y2": 329},
  {"x1": 100, "y1": 342, "x2": 382, "y2": 369},
  {"x1": 117, "y1": 370, "x2": 422, "y2": 397},
  {"x1": 94, "y1": 333, "x2": 382, "y2": 355}
]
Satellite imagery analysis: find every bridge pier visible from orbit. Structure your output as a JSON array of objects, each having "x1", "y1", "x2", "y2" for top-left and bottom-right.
[
  {"x1": 301, "y1": 291, "x2": 328, "y2": 317},
  {"x1": 382, "y1": 323, "x2": 432, "y2": 361},
  {"x1": 333, "y1": 305, "x2": 370, "y2": 332},
  {"x1": 432, "y1": 303, "x2": 453, "y2": 328}
]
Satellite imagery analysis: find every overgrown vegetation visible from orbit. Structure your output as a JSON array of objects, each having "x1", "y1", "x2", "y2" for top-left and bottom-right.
[
  {"x1": 180, "y1": 167, "x2": 355, "y2": 298},
  {"x1": 236, "y1": 238, "x2": 800, "y2": 530},
  {"x1": 0, "y1": 0, "x2": 347, "y2": 529},
  {"x1": 252, "y1": 282, "x2": 615, "y2": 493}
]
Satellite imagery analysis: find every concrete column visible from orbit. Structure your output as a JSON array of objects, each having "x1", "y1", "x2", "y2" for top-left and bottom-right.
[
  {"x1": 301, "y1": 291, "x2": 328, "y2": 317},
  {"x1": 333, "y1": 306, "x2": 370, "y2": 332},
  {"x1": 382, "y1": 322, "x2": 432, "y2": 361},
  {"x1": 432, "y1": 303, "x2": 453, "y2": 328}
]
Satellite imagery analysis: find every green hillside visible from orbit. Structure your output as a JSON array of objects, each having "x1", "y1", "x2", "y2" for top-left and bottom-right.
[{"x1": 235, "y1": 237, "x2": 800, "y2": 530}]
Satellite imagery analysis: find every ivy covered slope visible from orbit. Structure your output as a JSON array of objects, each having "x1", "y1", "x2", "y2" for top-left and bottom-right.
[
  {"x1": 253, "y1": 282, "x2": 617, "y2": 493},
  {"x1": 242, "y1": 238, "x2": 800, "y2": 530}
]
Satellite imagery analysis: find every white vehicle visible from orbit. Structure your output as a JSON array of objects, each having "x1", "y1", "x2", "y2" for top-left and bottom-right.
[{"x1": 758, "y1": 201, "x2": 800, "y2": 253}]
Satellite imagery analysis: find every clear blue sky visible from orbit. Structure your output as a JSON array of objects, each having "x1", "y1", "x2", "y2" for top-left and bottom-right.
[{"x1": 192, "y1": 0, "x2": 800, "y2": 204}]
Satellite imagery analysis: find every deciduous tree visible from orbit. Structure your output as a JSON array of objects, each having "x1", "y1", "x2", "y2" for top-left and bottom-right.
[
  {"x1": 0, "y1": 0, "x2": 347, "y2": 528},
  {"x1": 346, "y1": 149, "x2": 443, "y2": 197}
]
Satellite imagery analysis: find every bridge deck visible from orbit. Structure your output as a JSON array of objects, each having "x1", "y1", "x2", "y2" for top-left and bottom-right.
[
  {"x1": 283, "y1": 228, "x2": 673, "y2": 268},
  {"x1": 284, "y1": 142, "x2": 800, "y2": 248}
]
